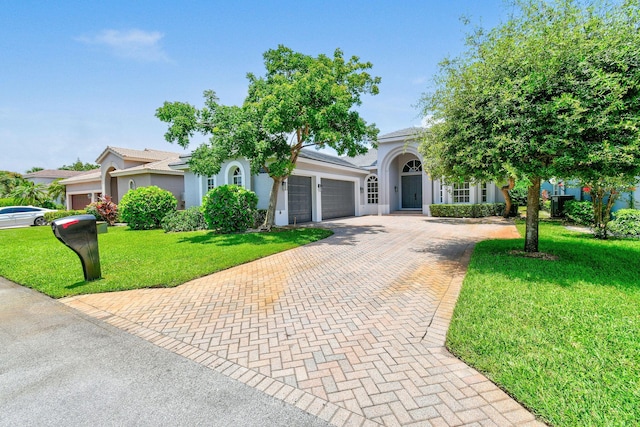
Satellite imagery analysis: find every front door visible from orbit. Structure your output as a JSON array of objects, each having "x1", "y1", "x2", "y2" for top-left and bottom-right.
[{"x1": 401, "y1": 175, "x2": 422, "y2": 209}]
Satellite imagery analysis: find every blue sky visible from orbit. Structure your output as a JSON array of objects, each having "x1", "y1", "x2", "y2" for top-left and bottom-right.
[{"x1": 1, "y1": 0, "x2": 511, "y2": 173}]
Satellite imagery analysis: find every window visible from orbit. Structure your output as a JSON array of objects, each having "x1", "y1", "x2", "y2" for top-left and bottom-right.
[
  {"x1": 207, "y1": 176, "x2": 216, "y2": 190},
  {"x1": 232, "y1": 167, "x2": 243, "y2": 186},
  {"x1": 440, "y1": 182, "x2": 445, "y2": 203},
  {"x1": 366, "y1": 175, "x2": 378, "y2": 204},
  {"x1": 452, "y1": 182, "x2": 470, "y2": 203},
  {"x1": 128, "y1": 180, "x2": 136, "y2": 190},
  {"x1": 402, "y1": 160, "x2": 422, "y2": 173},
  {"x1": 481, "y1": 182, "x2": 488, "y2": 203}
]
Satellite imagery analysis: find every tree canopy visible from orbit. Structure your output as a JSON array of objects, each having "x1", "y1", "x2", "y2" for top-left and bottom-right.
[
  {"x1": 156, "y1": 45, "x2": 380, "y2": 228},
  {"x1": 419, "y1": 0, "x2": 640, "y2": 251},
  {"x1": 59, "y1": 158, "x2": 99, "y2": 171}
]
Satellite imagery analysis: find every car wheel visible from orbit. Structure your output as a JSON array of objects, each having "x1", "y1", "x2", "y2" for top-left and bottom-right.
[{"x1": 34, "y1": 216, "x2": 46, "y2": 226}]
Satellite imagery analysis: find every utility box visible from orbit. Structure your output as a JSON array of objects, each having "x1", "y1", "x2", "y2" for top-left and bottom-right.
[
  {"x1": 51, "y1": 214, "x2": 102, "y2": 281},
  {"x1": 550, "y1": 195, "x2": 575, "y2": 218}
]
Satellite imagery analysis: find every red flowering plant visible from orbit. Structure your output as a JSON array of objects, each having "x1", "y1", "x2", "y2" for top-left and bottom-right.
[{"x1": 87, "y1": 195, "x2": 118, "y2": 226}]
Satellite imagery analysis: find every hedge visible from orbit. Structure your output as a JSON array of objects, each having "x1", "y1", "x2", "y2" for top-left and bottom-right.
[
  {"x1": 430, "y1": 203, "x2": 507, "y2": 218},
  {"x1": 44, "y1": 210, "x2": 87, "y2": 222}
]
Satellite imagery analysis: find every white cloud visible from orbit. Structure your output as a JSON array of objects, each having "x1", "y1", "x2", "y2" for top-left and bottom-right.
[{"x1": 77, "y1": 29, "x2": 169, "y2": 62}]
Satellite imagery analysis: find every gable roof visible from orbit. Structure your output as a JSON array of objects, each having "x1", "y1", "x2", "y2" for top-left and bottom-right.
[
  {"x1": 377, "y1": 127, "x2": 422, "y2": 142},
  {"x1": 23, "y1": 169, "x2": 86, "y2": 179},
  {"x1": 57, "y1": 169, "x2": 102, "y2": 185},
  {"x1": 95, "y1": 146, "x2": 182, "y2": 164},
  {"x1": 110, "y1": 158, "x2": 184, "y2": 177}
]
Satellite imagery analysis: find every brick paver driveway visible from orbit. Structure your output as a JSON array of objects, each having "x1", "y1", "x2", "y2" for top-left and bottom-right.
[{"x1": 63, "y1": 216, "x2": 543, "y2": 426}]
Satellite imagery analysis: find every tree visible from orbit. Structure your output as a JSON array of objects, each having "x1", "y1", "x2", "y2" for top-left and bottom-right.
[
  {"x1": 0, "y1": 171, "x2": 24, "y2": 197},
  {"x1": 156, "y1": 45, "x2": 380, "y2": 229},
  {"x1": 59, "y1": 158, "x2": 99, "y2": 171},
  {"x1": 419, "y1": 0, "x2": 640, "y2": 252},
  {"x1": 47, "y1": 178, "x2": 66, "y2": 203},
  {"x1": 9, "y1": 180, "x2": 48, "y2": 206},
  {"x1": 25, "y1": 167, "x2": 44, "y2": 174}
]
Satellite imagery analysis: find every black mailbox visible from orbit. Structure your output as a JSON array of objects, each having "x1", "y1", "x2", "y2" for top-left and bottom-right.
[{"x1": 51, "y1": 214, "x2": 102, "y2": 281}]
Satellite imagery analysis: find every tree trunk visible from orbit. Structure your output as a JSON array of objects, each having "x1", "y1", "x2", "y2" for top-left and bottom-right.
[
  {"x1": 501, "y1": 177, "x2": 515, "y2": 218},
  {"x1": 524, "y1": 177, "x2": 541, "y2": 253},
  {"x1": 262, "y1": 176, "x2": 283, "y2": 231}
]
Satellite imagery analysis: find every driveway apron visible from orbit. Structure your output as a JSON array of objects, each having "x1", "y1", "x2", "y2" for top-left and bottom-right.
[{"x1": 63, "y1": 216, "x2": 544, "y2": 426}]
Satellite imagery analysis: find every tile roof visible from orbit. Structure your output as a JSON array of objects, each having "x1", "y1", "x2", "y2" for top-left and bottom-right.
[
  {"x1": 342, "y1": 148, "x2": 378, "y2": 168},
  {"x1": 57, "y1": 169, "x2": 102, "y2": 185},
  {"x1": 377, "y1": 127, "x2": 423, "y2": 141},
  {"x1": 110, "y1": 158, "x2": 184, "y2": 176},
  {"x1": 96, "y1": 146, "x2": 181, "y2": 163},
  {"x1": 23, "y1": 169, "x2": 86, "y2": 179},
  {"x1": 298, "y1": 149, "x2": 365, "y2": 170}
]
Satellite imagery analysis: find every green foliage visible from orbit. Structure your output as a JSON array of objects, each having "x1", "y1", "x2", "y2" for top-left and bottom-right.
[
  {"x1": 0, "y1": 171, "x2": 24, "y2": 197},
  {"x1": 119, "y1": 186, "x2": 177, "y2": 230},
  {"x1": 0, "y1": 198, "x2": 16, "y2": 207},
  {"x1": 47, "y1": 178, "x2": 66, "y2": 202},
  {"x1": 430, "y1": 203, "x2": 506, "y2": 218},
  {"x1": 419, "y1": 0, "x2": 640, "y2": 251},
  {"x1": 156, "y1": 45, "x2": 380, "y2": 228},
  {"x1": 9, "y1": 180, "x2": 48, "y2": 206},
  {"x1": 161, "y1": 207, "x2": 208, "y2": 232},
  {"x1": 563, "y1": 200, "x2": 595, "y2": 225},
  {"x1": 44, "y1": 210, "x2": 87, "y2": 222},
  {"x1": 59, "y1": 157, "x2": 99, "y2": 171},
  {"x1": 607, "y1": 209, "x2": 640, "y2": 238},
  {"x1": 0, "y1": 225, "x2": 332, "y2": 298},
  {"x1": 86, "y1": 195, "x2": 119, "y2": 225},
  {"x1": 202, "y1": 185, "x2": 258, "y2": 233}
]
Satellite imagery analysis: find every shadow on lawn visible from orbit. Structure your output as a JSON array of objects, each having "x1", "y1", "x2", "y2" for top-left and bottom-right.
[{"x1": 473, "y1": 234, "x2": 640, "y2": 291}]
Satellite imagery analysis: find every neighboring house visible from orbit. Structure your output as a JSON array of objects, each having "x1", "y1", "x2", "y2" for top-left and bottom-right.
[
  {"x1": 171, "y1": 128, "x2": 506, "y2": 226},
  {"x1": 542, "y1": 179, "x2": 640, "y2": 212},
  {"x1": 23, "y1": 169, "x2": 86, "y2": 205},
  {"x1": 59, "y1": 147, "x2": 184, "y2": 210}
]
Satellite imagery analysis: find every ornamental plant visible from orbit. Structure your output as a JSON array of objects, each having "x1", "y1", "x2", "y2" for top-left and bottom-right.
[
  {"x1": 161, "y1": 206, "x2": 208, "y2": 232},
  {"x1": 202, "y1": 185, "x2": 258, "y2": 233},
  {"x1": 87, "y1": 195, "x2": 118, "y2": 225},
  {"x1": 119, "y1": 186, "x2": 177, "y2": 230}
]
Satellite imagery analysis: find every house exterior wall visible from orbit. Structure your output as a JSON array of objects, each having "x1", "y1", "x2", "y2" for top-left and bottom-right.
[{"x1": 150, "y1": 175, "x2": 185, "y2": 209}]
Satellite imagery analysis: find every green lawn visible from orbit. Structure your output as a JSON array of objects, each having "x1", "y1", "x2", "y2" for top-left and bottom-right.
[
  {"x1": 0, "y1": 225, "x2": 332, "y2": 298},
  {"x1": 448, "y1": 221, "x2": 640, "y2": 426}
]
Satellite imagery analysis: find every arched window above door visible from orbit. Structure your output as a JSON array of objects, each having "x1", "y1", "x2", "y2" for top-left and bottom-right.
[{"x1": 402, "y1": 160, "x2": 422, "y2": 173}]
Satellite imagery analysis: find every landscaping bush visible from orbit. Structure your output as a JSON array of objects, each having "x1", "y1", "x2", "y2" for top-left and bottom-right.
[
  {"x1": 161, "y1": 207, "x2": 208, "y2": 232},
  {"x1": 508, "y1": 181, "x2": 529, "y2": 206},
  {"x1": 119, "y1": 186, "x2": 177, "y2": 230},
  {"x1": 563, "y1": 200, "x2": 594, "y2": 225},
  {"x1": 86, "y1": 195, "x2": 119, "y2": 225},
  {"x1": 0, "y1": 198, "x2": 16, "y2": 207},
  {"x1": 607, "y1": 209, "x2": 640, "y2": 238},
  {"x1": 202, "y1": 185, "x2": 258, "y2": 233},
  {"x1": 430, "y1": 203, "x2": 506, "y2": 218},
  {"x1": 44, "y1": 210, "x2": 87, "y2": 222}
]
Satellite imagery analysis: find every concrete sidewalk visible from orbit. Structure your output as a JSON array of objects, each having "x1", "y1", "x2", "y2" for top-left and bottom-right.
[
  {"x1": 0, "y1": 278, "x2": 329, "y2": 426},
  {"x1": 63, "y1": 216, "x2": 544, "y2": 426}
]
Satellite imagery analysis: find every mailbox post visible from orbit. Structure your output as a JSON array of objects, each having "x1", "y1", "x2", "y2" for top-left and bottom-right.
[{"x1": 51, "y1": 214, "x2": 102, "y2": 281}]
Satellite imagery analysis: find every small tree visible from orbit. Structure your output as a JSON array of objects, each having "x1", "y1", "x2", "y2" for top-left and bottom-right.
[
  {"x1": 47, "y1": 178, "x2": 66, "y2": 204},
  {"x1": 581, "y1": 178, "x2": 636, "y2": 239},
  {"x1": 119, "y1": 186, "x2": 177, "y2": 230},
  {"x1": 87, "y1": 195, "x2": 119, "y2": 226},
  {"x1": 157, "y1": 45, "x2": 380, "y2": 230},
  {"x1": 419, "y1": 0, "x2": 640, "y2": 252},
  {"x1": 9, "y1": 181, "x2": 48, "y2": 206}
]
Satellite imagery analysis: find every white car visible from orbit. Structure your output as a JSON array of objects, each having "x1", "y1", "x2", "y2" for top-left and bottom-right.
[{"x1": 0, "y1": 206, "x2": 56, "y2": 228}]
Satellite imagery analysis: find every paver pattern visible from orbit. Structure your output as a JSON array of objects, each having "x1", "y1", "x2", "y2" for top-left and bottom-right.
[{"x1": 63, "y1": 216, "x2": 544, "y2": 426}]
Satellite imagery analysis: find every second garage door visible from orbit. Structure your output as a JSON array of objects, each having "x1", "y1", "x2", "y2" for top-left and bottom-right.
[
  {"x1": 321, "y1": 178, "x2": 355, "y2": 220},
  {"x1": 288, "y1": 176, "x2": 312, "y2": 224}
]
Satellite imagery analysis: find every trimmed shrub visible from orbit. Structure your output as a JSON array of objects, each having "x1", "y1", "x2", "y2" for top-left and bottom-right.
[
  {"x1": 86, "y1": 195, "x2": 119, "y2": 225},
  {"x1": 44, "y1": 210, "x2": 87, "y2": 222},
  {"x1": 563, "y1": 200, "x2": 594, "y2": 225},
  {"x1": 607, "y1": 209, "x2": 640, "y2": 238},
  {"x1": 430, "y1": 203, "x2": 506, "y2": 218},
  {"x1": 202, "y1": 185, "x2": 258, "y2": 233},
  {"x1": 119, "y1": 186, "x2": 177, "y2": 230},
  {"x1": 161, "y1": 207, "x2": 208, "y2": 232}
]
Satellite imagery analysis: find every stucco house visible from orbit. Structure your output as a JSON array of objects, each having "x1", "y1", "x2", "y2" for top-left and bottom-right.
[
  {"x1": 171, "y1": 128, "x2": 506, "y2": 226},
  {"x1": 59, "y1": 147, "x2": 184, "y2": 210}
]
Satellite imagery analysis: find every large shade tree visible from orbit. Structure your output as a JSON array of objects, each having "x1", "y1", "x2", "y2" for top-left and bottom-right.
[
  {"x1": 420, "y1": 0, "x2": 640, "y2": 252},
  {"x1": 156, "y1": 45, "x2": 380, "y2": 229}
]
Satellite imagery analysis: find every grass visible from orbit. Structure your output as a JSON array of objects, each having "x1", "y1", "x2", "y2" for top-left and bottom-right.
[
  {"x1": 447, "y1": 220, "x2": 640, "y2": 426},
  {"x1": 0, "y1": 225, "x2": 332, "y2": 298}
]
